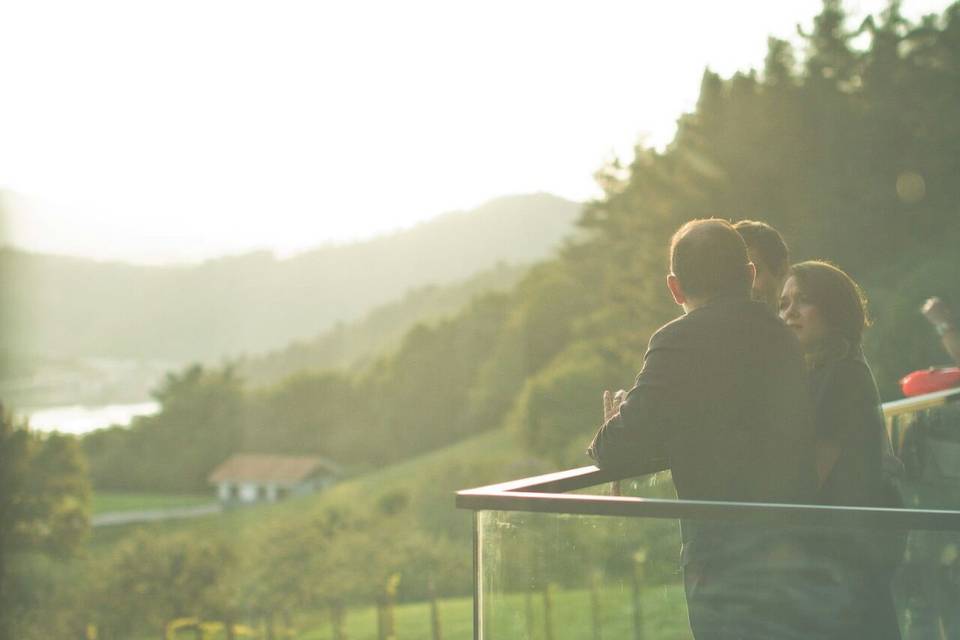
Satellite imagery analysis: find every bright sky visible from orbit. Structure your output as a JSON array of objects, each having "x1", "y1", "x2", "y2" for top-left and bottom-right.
[{"x1": 0, "y1": 0, "x2": 950, "y2": 263}]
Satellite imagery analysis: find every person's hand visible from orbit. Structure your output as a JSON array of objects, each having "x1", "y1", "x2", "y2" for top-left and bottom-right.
[
  {"x1": 601, "y1": 389, "x2": 628, "y2": 496},
  {"x1": 921, "y1": 297, "x2": 953, "y2": 326},
  {"x1": 603, "y1": 389, "x2": 627, "y2": 422}
]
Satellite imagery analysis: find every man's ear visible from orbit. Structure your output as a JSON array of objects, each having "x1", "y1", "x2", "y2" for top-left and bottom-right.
[
  {"x1": 667, "y1": 273, "x2": 686, "y2": 306},
  {"x1": 746, "y1": 262, "x2": 757, "y2": 288}
]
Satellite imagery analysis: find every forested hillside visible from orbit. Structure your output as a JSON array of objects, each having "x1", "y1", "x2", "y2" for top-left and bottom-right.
[
  {"x1": 0, "y1": 193, "x2": 579, "y2": 362},
  {"x1": 83, "y1": 0, "x2": 960, "y2": 494}
]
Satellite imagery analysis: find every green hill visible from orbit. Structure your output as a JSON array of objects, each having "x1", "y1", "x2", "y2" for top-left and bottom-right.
[
  {"x1": 0, "y1": 193, "x2": 581, "y2": 363},
  {"x1": 237, "y1": 261, "x2": 527, "y2": 389}
]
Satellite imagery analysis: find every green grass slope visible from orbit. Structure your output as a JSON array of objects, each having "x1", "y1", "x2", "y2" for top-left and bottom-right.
[{"x1": 89, "y1": 427, "x2": 537, "y2": 551}]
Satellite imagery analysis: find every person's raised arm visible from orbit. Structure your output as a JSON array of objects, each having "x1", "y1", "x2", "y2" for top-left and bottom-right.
[{"x1": 587, "y1": 335, "x2": 681, "y2": 472}]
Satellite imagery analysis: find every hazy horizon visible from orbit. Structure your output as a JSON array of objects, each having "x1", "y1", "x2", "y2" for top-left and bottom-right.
[
  {"x1": 0, "y1": 190, "x2": 578, "y2": 266},
  {"x1": 1, "y1": 0, "x2": 950, "y2": 265}
]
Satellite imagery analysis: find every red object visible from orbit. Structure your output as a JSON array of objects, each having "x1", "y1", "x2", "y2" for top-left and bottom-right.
[{"x1": 900, "y1": 367, "x2": 960, "y2": 396}]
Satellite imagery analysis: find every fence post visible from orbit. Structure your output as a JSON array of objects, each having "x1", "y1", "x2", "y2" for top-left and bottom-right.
[
  {"x1": 542, "y1": 583, "x2": 554, "y2": 640},
  {"x1": 631, "y1": 550, "x2": 647, "y2": 640},
  {"x1": 428, "y1": 577, "x2": 443, "y2": 640},
  {"x1": 590, "y1": 571, "x2": 602, "y2": 640},
  {"x1": 376, "y1": 597, "x2": 387, "y2": 640},
  {"x1": 223, "y1": 614, "x2": 236, "y2": 640},
  {"x1": 265, "y1": 612, "x2": 275, "y2": 640},
  {"x1": 384, "y1": 574, "x2": 399, "y2": 640},
  {"x1": 330, "y1": 601, "x2": 346, "y2": 640},
  {"x1": 525, "y1": 589, "x2": 535, "y2": 640}
]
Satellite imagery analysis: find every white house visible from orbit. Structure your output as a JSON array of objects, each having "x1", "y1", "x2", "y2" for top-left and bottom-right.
[{"x1": 207, "y1": 453, "x2": 339, "y2": 505}]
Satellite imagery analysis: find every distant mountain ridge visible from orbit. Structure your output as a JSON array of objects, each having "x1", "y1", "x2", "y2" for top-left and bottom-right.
[
  {"x1": 237, "y1": 261, "x2": 527, "y2": 389},
  {"x1": 0, "y1": 193, "x2": 581, "y2": 362}
]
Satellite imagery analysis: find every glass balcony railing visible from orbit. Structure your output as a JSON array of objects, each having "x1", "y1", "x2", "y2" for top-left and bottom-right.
[{"x1": 457, "y1": 388, "x2": 960, "y2": 640}]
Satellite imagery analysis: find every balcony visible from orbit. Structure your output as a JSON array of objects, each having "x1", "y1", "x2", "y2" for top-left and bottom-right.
[{"x1": 457, "y1": 388, "x2": 960, "y2": 639}]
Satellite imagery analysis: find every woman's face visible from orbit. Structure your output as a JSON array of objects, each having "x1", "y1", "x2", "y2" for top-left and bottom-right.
[{"x1": 779, "y1": 275, "x2": 828, "y2": 350}]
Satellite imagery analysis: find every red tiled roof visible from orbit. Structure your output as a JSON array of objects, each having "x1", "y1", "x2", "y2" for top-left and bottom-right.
[{"x1": 208, "y1": 454, "x2": 337, "y2": 484}]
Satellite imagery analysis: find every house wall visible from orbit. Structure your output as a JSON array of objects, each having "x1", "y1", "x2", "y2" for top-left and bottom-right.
[
  {"x1": 239, "y1": 483, "x2": 259, "y2": 502},
  {"x1": 291, "y1": 474, "x2": 335, "y2": 496},
  {"x1": 215, "y1": 473, "x2": 337, "y2": 504},
  {"x1": 291, "y1": 482, "x2": 313, "y2": 497}
]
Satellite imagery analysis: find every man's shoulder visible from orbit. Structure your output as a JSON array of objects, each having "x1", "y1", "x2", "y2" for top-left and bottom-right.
[
  {"x1": 650, "y1": 298, "x2": 788, "y2": 346},
  {"x1": 648, "y1": 313, "x2": 687, "y2": 346}
]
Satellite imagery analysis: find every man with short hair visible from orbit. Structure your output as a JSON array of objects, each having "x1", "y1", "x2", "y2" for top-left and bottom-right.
[
  {"x1": 588, "y1": 218, "x2": 818, "y2": 639},
  {"x1": 733, "y1": 219, "x2": 790, "y2": 312}
]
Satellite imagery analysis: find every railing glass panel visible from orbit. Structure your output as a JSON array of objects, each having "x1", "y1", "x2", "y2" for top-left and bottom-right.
[
  {"x1": 476, "y1": 508, "x2": 960, "y2": 639},
  {"x1": 461, "y1": 391, "x2": 960, "y2": 640},
  {"x1": 478, "y1": 509, "x2": 686, "y2": 640}
]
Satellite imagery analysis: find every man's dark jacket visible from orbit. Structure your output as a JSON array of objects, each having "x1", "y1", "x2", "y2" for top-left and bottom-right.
[{"x1": 588, "y1": 293, "x2": 818, "y2": 565}]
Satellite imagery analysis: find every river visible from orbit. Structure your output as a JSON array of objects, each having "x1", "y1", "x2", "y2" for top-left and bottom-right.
[{"x1": 19, "y1": 401, "x2": 161, "y2": 435}]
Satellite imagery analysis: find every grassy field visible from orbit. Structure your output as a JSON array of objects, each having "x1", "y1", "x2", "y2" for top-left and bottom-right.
[
  {"x1": 92, "y1": 491, "x2": 214, "y2": 515},
  {"x1": 294, "y1": 594, "x2": 475, "y2": 640},
  {"x1": 165, "y1": 584, "x2": 691, "y2": 640}
]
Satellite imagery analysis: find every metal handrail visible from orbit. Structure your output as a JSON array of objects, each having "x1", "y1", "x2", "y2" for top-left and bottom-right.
[
  {"x1": 456, "y1": 387, "x2": 960, "y2": 531},
  {"x1": 882, "y1": 386, "x2": 960, "y2": 417}
]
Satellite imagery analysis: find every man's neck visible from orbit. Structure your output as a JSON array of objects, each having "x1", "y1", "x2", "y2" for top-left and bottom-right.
[{"x1": 682, "y1": 291, "x2": 749, "y2": 314}]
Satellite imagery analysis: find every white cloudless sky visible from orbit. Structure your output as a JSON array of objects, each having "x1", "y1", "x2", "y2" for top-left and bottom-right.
[{"x1": 0, "y1": 0, "x2": 950, "y2": 263}]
